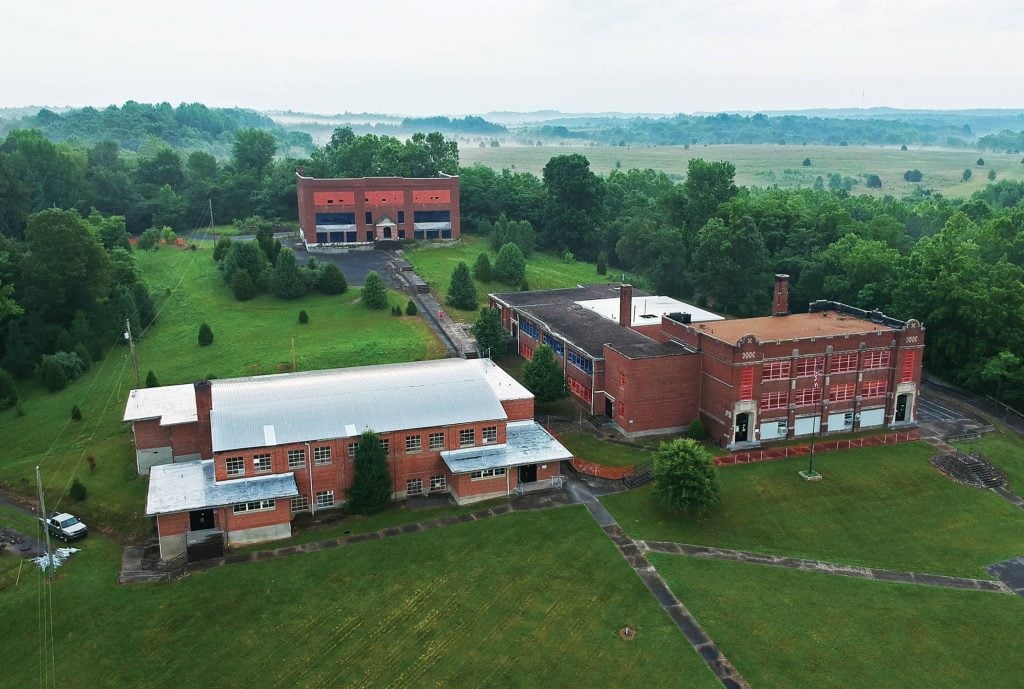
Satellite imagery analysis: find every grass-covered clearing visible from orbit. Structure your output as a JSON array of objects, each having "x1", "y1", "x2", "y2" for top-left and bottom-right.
[
  {"x1": 650, "y1": 554, "x2": 1024, "y2": 689},
  {"x1": 556, "y1": 430, "x2": 652, "y2": 467},
  {"x1": 954, "y1": 426, "x2": 1024, "y2": 494},
  {"x1": 0, "y1": 247, "x2": 444, "y2": 539},
  {"x1": 0, "y1": 507, "x2": 721, "y2": 689},
  {"x1": 602, "y1": 442, "x2": 1024, "y2": 577}
]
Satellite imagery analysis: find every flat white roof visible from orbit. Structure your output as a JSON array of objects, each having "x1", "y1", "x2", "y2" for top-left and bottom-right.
[
  {"x1": 574, "y1": 296, "x2": 723, "y2": 328},
  {"x1": 122, "y1": 384, "x2": 197, "y2": 426},
  {"x1": 441, "y1": 421, "x2": 572, "y2": 474},
  {"x1": 146, "y1": 460, "x2": 299, "y2": 515}
]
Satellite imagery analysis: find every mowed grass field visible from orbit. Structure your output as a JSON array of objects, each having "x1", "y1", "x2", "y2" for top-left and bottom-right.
[
  {"x1": 404, "y1": 235, "x2": 639, "y2": 322},
  {"x1": 650, "y1": 554, "x2": 1024, "y2": 689},
  {"x1": 0, "y1": 246, "x2": 445, "y2": 539},
  {"x1": 955, "y1": 426, "x2": 1024, "y2": 494},
  {"x1": 0, "y1": 507, "x2": 722, "y2": 689},
  {"x1": 603, "y1": 442, "x2": 1024, "y2": 577},
  {"x1": 460, "y1": 143, "x2": 1024, "y2": 197}
]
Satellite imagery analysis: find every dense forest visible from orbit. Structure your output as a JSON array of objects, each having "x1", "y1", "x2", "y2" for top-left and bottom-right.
[{"x1": 2, "y1": 122, "x2": 1024, "y2": 410}]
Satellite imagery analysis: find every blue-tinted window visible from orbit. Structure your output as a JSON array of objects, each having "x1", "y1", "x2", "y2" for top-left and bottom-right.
[
  {"x1": 567, "y1": 349, "x2": 592, "y2": 374},
  {"x1": 315, "y1": 212, "x2": 355, "y2": 225},
  {"x1": 345, "y1": 231, "x2": 358, "y2": 243},
  {"x1": 520, "y1": 319, "x2": 538, "y2": 339},
  {"x1": 329, "y1": 231, "x2": 344, "y2": 242},
  {"x1": 414, "y1": 229, "x2": 425, "y2": 239},
  {"x1": 413, "y1": 210, "x2": 451, "y2": 223},
  {"x1": 442, "y1": 229, "x2": 452, "y2": 239},
  {"x1": 365, "y1": 211, "x2": 373, "y2": 224},
  {"x1": 315, "y1": 232, "x2": 328, "y2": 244},
  {"x1": 397, "y1": 211, "x2": 405, "y2": 223},
  {"x1": 398, "y1": 229, "x2": 406, "y2": 239},
  {"x1": 542, "y1": 334, "x2": 564, "y2": 357}
]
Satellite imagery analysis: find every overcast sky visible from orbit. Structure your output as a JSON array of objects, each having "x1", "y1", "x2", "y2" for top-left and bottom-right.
[{"x1": 2, "y1": 0, "x2": 1022, "y2": 115}]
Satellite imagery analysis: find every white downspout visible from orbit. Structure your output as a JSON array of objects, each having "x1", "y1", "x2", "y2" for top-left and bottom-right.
[{"x1": 305, "y1": 441, "x2": 315, "y2": 516}]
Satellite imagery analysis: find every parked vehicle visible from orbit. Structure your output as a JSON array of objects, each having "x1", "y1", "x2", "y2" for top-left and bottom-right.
[{"x1": 39, "y1": 512, "x2": 88, "y2": 542}]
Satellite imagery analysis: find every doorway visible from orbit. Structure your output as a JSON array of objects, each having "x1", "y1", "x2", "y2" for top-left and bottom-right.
[
  {"x1": 895, "y1": 394, "x2": 909, "y2": 422},
  {"x1": 519, "y1": 464, "x2": 537, "y2": 483},
  {"x1": 189, "y1": 508, "x2": 215, "y2": 531},
  {"x1": 734, "y1": 413, "x2": 750, "y2": 443},
  {"x1": 605, "y1": 396, "x2": 614, "y2": 418}
]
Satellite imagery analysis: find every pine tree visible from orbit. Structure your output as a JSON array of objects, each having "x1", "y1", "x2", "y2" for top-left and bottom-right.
[
  {"x1": 198, "y1": 322, "x2": 214, "y2": 347},
  {"x1": 473, "y1": 253, "x2": 492, "y2": 282},
  {"x1": 446, "y1": 262, "x2": 478, "y2": 310},
  {"x1": 298, "y1": 309, "x2": 309, "y2": 324},
  {"x1": 71, "y1": 404, "x2": 82, "y2": 421},
  {"x1": 472, "y1": 308, "x2": 506, "y2": 359},
  {"x1": 272, "y1": 249, "x2": 307, "y2": 299},
  {"x1": 522, "y1": 344, "x2": 566, "y2": 403},
  {"x1": 0, "y1": 368, "x2": 18, "y2": 410},
  {"x1": 361, "y1": 271, "x2": 389, "y2": 309},
  {"x1": 231, "y1": 270, "x2": 256, "y2": 301},
  {"x1": 213, "y1": 237, "x2": 232, "y2": 262},
  {"x1": 347, "y1": 430, "x2": 392, "y2": 515},
  {"x1": 596, "y1": 251, "x2": 608, "y2": 276},
  {"x1": 493, "y1": 243, "x2": 526, "y2": 286},
  {"x1": 132, "y1": 282, "x2": 156, "y2": 328},
  {"x1": 318, "y1": 263, "x2": 348, "y2": 295},
  {"x1": 145, "y1": 369, "x2": 160, "y2": 387},
  {"x1": 405, "y1": 299, "x2": 418, "y2": 316}
]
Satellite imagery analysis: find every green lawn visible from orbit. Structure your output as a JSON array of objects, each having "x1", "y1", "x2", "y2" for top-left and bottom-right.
[
  {"x1": 0, "y1": 247, "x2": 445, "y2": 540},
  {"x1": 557, "y1": 430, "x2": 652, "y2": 467},
  {"x1": 650, "y1": 555, "x2": 1024, "y2": 689},
  {"x1": 404, "y1": 235, "x2": 640, "y2": 321},
  {"x1": 460, "y1": 143, "x2": 1024, "y2": 197},
  {"x1": 954, "y1": 427, "x2": 1024, "y2": 495},
  {"x1": 603, "y1": 443, "x2": 1024, "y2": 577},
  {"x1": 0, "y1": 507, "x2": 721, "y2": 689}
]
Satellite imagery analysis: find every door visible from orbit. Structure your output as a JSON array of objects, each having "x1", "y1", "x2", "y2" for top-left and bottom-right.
[
  {"x1": 519, "y1": 464, "x2": 538, "y2": 483},
  {"x1": 734, "y1": 413, "x2": 750, "y2": 443},
  {"x1": 189, "y1": 509, "x2": 215, "y2": 531},
  {"x1": 605, "y1": 396, "x2": 614, "y2": 418},
  {"x1": 383, "y1": 227, "x2": 392, "y2": 239},
  {"x1": 895, "y1": 394, "x2": 908, "y2": 422}
]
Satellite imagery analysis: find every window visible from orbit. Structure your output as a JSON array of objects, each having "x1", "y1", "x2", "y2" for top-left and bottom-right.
[
  {"x1": 314, "y1": 446, "x2": 331, "y2": 465},
  {"x1": 760, "y1": 392, "x2": 788, "y2": 410},
  {"x1": 405, "y1": 435, "x2": 422, "y2": 454},
  {"x1": 618, "y1": 401, "x2": 626, "y2": 418},
  {"x1": 253, "y1": 453, "x2": 272, "y2": 473},
  {"x1": 365, "y1": 211, "x2": 373, "y2": 224},
  {"x1": 762, "y1": 361, "x2": 791, "y2": 381},
  {"x1": 380, "y1": 439, "x2": 389, "y2": 456},
  {"x1": 619, "y1": 371, "x2": 626, "y2": 388},
  {"x1": 542, "y1": 333, "x2": 564, "y2": 356},
  {"x1": 429, "y1": 475, "x2": 446, "y2": 491},
  {"x1": 862, "y1": 380, "x2": 888, "y2": 398},
  {"x1": 519, "y1": 319, "x2": 538, "y2": 339},
  {"x1": 831, "y1": 353, "x2": 857, "y2": 373},
  {"x1": 406, "y1": 478, "x2": 423, "y2": 496},
  {"x1": 347, "y1": 441, "x2": 359, "y2": 461},
  {"x1": 470, "y1": 467, "x2": 506, "y2": 479},
  {"x1": 459, "y1": 429, "x2": 475, "y2": 448},
  {"x1": 225, "y1": 456, "x2": 245, "y2": 476},
  {"x1": 397, "y1": 210, "x2": 405, "y2": 223},
  {"x1": 482, "y1": 426, "x2": 498, "y2": 444},
  {"x1": 428, "y1": 432, "x2": 445, "y2": 450},
  {"x1": 567, "y1": 349, "x2": 593, "y2": 374},
  {"x1": 519, "y1": 342, "x2": 534, "y2": 360},
  {"x1": 901, "y1": 352, "x2": 916, "y2": 382},
  {"x1": 568, "y1": 377, "x2": 591, "y2": 402},
  {"x1": 796, "y1": 357, "x2": 825, "y2": 378},
  {"x1": 233, "y1": 499, "x2": 275, "y2": 514},
  {"x1": 738, "y1": 367, "x2": 754, "y2": 401},
  {"x1": 287, "y1": 449, "x2": 306, "y2": 469},
  {"x1": 793, "y1": 388, "x2": 822, "y2": 407},
  {"x1": 863, "y1": 351, "x2": 891, "y2": 370},
  {"x1": 830, "y1": 383, "x2": 855, "y2": 402},
  {"x1": 841, "y1": 412, "x2": 854, "y2": 429},
  {"x1": 315, "y1": 490, "x2": 334, "y2": 509},
  {"x1": 291, "y1": 495, "x2": 309, "y2": 513}
]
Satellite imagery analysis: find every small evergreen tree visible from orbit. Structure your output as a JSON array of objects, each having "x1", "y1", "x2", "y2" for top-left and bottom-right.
[
  {"x1": 272, "y1": 249, "x2": 307, "y2": 299},
  {"x1": 520, "y1": 278, "x2": 530, "y2": 291},
  {"x1": 493, "y1": 243, "x2": 526, "y2": 286},
  {"x1": 522, "y1": 344, "x2": 566, "y2": 404},
  {"x1": 361, "y1": 271, "x2": 389, "y2": 309},
  {"x1": 298, "y1": 309, "x2": 309, "y2": 324},
  {"x1": 962, "y1": 168, "x2": 973, "y2": 181},
  {"x1": 391, "y1": 305, "x2": 402, "y2": 317},
  {"x1": 213, "y1": 237, "x2": 232, "y2": 262},
  {"x1": 0, "y1": 368, "x2": 18, "y2": 410},
  {"x1": 686, "y1": 418, "x2": 708, "y2": 441},
  {"x1": 222, "y1": 240, "x2": 269, "y2": 288},
  {"x1": 132, "y1": 282, "x2": 157, "y2": 328},
  {"x1": 802, "y1": 158, "x2": 812, "y2": 166},
  {"x1": 596, "y1": 251, "x2": 608, "y2": 276},
  {"x1": 652, "y1": 439, "x2": 720, "y2": 514},
  {"x1": 405, "y1": 299, "x2": 418, "y2": 316},
  {"x1": 39, "y1": 357, "x2": 69, "y2": 392},
  {"x1": 472, "y1": 308, "x2": 506, "y2": 359},
  {"x1": 865, "y1": 174, "x2": 882, "y2": 188},
  {"x1": 146, "y1": 369, "x2": 160, "y2": 387},
  {"x1": 317, "y1": 263, "x2": 348, "y2": 295},
  {"x1": 198, "y1": 322, "x2": 214, "y2": 347},
  {"x1": 71, "y1": 404, "x2": 82, "y2": 421},
  {"x1": 446, "y1": 262, "x2": 478, "y2": 310},
  {"x1": 347, "y1": 430, "x2": 392, "y2": 515},
  {"x1": 231, "y1": 270, "x2": 256, "y2": 301},
  {"x1": 988, "y1": 169, "x2": 997, "y2": 181},
  {"x1": 473, "y1": 253, "x2": 492, "y2": 282},
  {"x1": 976, "y1": 158, "x2": 985, "y2": 166},
  {"x1": 69, "y1": 478, "x2": 87, "y2": 502}
]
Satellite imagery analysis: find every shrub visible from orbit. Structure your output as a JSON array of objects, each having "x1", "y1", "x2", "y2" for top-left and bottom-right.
[
  {"x1": 596, "y1": 251, "x2": 608, "y2": 276},
  {"x1": 652, "y1": 438, "x2": 720, "y2": 514},
  {"x1": 298, "y1": 309, "x2": 309, "y2": 324},
  {"x1": 903, "y1": 169, "x2": 924, "y2": 182},
  {"x1": 473, "y1": 253, "x2": 492, "y2": 282},
  {"x1": 213, "y1": 237, "x2": 232, "y2": 261},
  {"x1": 864, "y1": 174, "x2": 882, "y2": 188},
  {"x1": 145, "y1": 369, "x2": 160, "y2": 387},
  {"x1": 190, "y1": 243, "x2": 198, "y2": 251},
  {"x1": 405, "y1": 299, "x2": 418, "y2": 316},
  {"x1": 494, "y1": 243, "x2": 526, "y2": 286},
  {"x1": 686, "y1": 418, "x2": 707, "y2": 441},
  {"x1": 976, "y1": 158, "x2": 985, "y2": 166},
  {"x1": 391, "y1": 305, "x2": 402, "y2": 317},
  {"x1": 962, "y1": 168, "x2": 973, "y2": 181},
  {"x1": 0, "y1": 368, "x2": 18, "y2": 410},
  {"x1": 222, "y1": 240, "x2": 269, "y2": 289},
  {"x1": 71, "y1": 404, "x2": 82, "y2": 421},
  {"x1": 69, "y1": 478, "x2": 87, "y2": 502},
  {"x1": 562, "y1": 251, "x2": 574, "y2": 264},
  {"x1": 900, "y1": 144, "x2": 908, "y2": 151},
  {"x1": 198, "y1": 322, "x2": 214, "y2": 347},
  {"x1": 137, "y1": 228, "x2": 161, "y2": 251},
  {"x1": 40, "y1": 357, "x2": 68, "y2": 392},
  {"x1": 231, "y1": 270, "x2": 256, "y2": 301},
  {"x1": 317, "y1": 263, "x2": 348, "y2": 295},
  {"x1": 802, "y1": 158, "x2": 812, "y2": 166},
  {"x1": 159, "y1": 227, "x2": 177, "y2": 244},
  {"x1": 446, "y1": 262, "x2": 478, "y2": 310},
  {"x1": 988, "y1": 169, "x2": 997, "y2": 181},
  {"x1": 520, "y1": 278, "x2": 530, "y2": 291},
  {"x1": 361, "y1": 271, "x2": 389, "y2": 309}
]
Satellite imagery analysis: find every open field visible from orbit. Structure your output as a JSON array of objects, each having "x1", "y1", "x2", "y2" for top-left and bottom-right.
[
  {"x1": 0, "y1": 507, "x2": 721, "y2": 689},
  {"x1": 460, "y1": 143, "x2": 1024, "y2": 197},
  {"x1": 651, "y1": 554, "x2": 1024, "y2": 689},
  {"x1": 404, "y1": 235, "x2": 639, "y2": 322},
  {"x1": 603, "y1": 443, "x2": 1024, "y2": 577},
  {"x1": 0, "y1": 247, "x2": 445, "y2": 539}
]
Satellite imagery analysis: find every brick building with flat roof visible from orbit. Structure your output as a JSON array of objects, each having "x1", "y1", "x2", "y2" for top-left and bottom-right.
[
  {"x1": 490, "y1": 275, "x2": 924, "y2": 447},
  {"x1": 295, "y1": 171, "x2": 460, "y2": 248}
]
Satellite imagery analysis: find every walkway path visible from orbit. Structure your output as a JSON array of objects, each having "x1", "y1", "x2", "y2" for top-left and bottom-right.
[{"x1": 640, "y1": 541, "x2": 1011, "y2": 594}]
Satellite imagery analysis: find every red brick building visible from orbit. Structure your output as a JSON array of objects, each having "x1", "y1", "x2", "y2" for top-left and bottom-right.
[
  {"x1": 124, "y1": 359, "x2": 569, "y2": 559},
  {"x1": 491, "y1": 276, "x2": 925, "y2": 447},
  {"x1": 295, "y1": 172, "x2": 460, "y2": 247}
]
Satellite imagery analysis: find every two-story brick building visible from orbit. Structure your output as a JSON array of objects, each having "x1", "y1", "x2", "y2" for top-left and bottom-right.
[
  {"x1": 490, "y1": 276, "x2": 925, "y2": 447},
  {"x1": 295, "y1": 171, "x2": 460, "y2": 248},
  {"x1": 124, "y1": 358, "x2": 570, "y2": 559}
]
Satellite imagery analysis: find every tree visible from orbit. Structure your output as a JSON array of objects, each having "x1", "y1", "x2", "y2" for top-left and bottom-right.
[
  {"x1": 522, "y1": 344, "x2": 566, "y2": 404},
  {"x1": 541, "y1": 154, "x2": 604, "y2": 254},
  {"x1": 472, "y1": 308, "x2": 506, "y2": 359},
  {"x1": 213, "y1": 237, "x2": 232, "y2": 262},
  {"x1": 682, "y1": 158, "x2": 737, "y2": 231},
  {"x1": 39, "y1": 356, "x2": 68, "y2": 392},
  {"x1": 298, "y1": 309, "x2": 309, "y2": 324},
  {"x1": 473, "y1": 253, "x2": 492, "y2": 282},
  {"x1": 446, "y1": 262, "x2": 478, "y2": 310},
  {"x1": 198, "y1": 322, "x2": 214, "y2": 347},
  {"x1": 493, "y1": 243, "x2": 526, "y2": 286},
  {"x1": 71, "y1": 404, "x2": 82, "y2": 421},
  {"x1": 686, "y1": 418, "x2": 707, "y2": 441},
  {"x1": 691, "y1": 218, "x2": 773, "y2": 316},
  {"x1": 347, "y1": 430, "x2": 392, "y2": 515},
  {"x1": 132, "y1": 282, "x2": 156, "y2": 328},
  {"x1": 962, "y1": 168, "x2": 973, "y2": 182},
  {"x1": 361, "y1": 271, "x2": 388, "y2": 309},
  {"x1": 145, "y1": 369, "x2": 160, "y2": 387},
  {"x1": 865, "y1": 174, "x2": 882, "y2": 188},
  {"x1": 137, "y1": 227, "x2": 161, "y2": 250},
  {"x1": 232, "y1": 128, "x2": 278, "y2": 176},
  {"x1": 69, "y1": 478, "x2": 87, "y2": 502},
  {"x1": 596, "y1": 251, "x2": 608, "y2": 275},
  {"x1": 0, "y1": 368, "x2": 18, "y2": 409},
  {"x1": 976, "y1": 158, "x2": 985, "y2": 166},
  {"x1": 405, "y1": 299, "x2": 418, "y2": 316},
  {"x1": 221, "y1": 239, "x2": 269, "y2": 289},
  {"x1": 231, "y1": 270, "x2": 256, "y2": 301},
  {"x1": 903, "y1": 169, "x2": 923, "y2": 182},
  {"x1": 652, "y1": 438, "x2": 721, "y2": 514},
  {"x1": 272, "y1": 249, "x2": 307, "y2": 299},
  {"x1": 988, "y1": 169, "x2": 997, "y2": 181},
  {"x1": 317, "y1": 263, "x2": 348, "y2": 295},
  {"x1": 486, "y1": 213, "x2": 536, "y2": 256},
  {"x1": 802, "y1": 158, "x2": 812, "y2": 166}
]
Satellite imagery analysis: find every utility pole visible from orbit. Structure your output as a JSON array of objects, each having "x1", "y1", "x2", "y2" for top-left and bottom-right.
[
  {"x1": 208, "y1": 198, "x2": 215, "y2": 230},
  {"x1": 124, "y1": 318, "x2": 141, "y2": 388},
  {"x1": 36, "y1": 466, "x2": 54, "y2": 580}
]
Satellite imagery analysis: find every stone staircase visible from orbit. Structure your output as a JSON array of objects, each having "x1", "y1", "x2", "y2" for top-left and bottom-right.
[
  {"x1": 930, "y1": 451, "x2": 1006, "y2": 489},
  {"x1": 623, "y1": 461, "x2": 653, "y2": 489}
]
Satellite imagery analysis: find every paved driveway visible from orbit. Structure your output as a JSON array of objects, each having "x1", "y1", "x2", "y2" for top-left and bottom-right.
[{"x1": 290, "y1": 244, "x2": 395, "y2": 287}]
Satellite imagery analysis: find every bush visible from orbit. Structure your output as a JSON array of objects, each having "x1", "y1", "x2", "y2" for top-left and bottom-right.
[
  {"x1": 231, "y1": 270, "x2": 256, "y2": 301},
  {"x1": 222, "y1": 240, "x2": 269, "y2": 289},
  {"x1": 686, "y1": 418, "x2": 708, "y2": 441},
  {"x1": 977, "y1": 158, "x2": 985, "y2": 166},
  {"x1": 213, "y1": 237, "x2": 232, "y2": 261},
  {"x1": 494, "y1": 243, "x2": 526, "y2": 286},
  {"x1": 446, "y1": 262, "x2": 478, "y2": 310},
  {"x1": 159, "y1": 227, "x2": 177, "y2": 244},
  {"x1": 864, "y1": 174, "x2": 882, "y2": 188},
  {"x1": 391, "y1": 305, "x2": 402, "y2": 317},
  {"x1": 520, "y1": 278, "x2": 530, "y2": 291},
  {"x1": 405, "y1": 299, "x2": 418, "y2": 316},
  {"x1": 900, "y1": 144, "x2": 908, "y2": 151},
  {"x1": 71, "y1": 404, "x2": 82, "y2": 421},
  {"x1": 317, "y1": 263, "x2": 348, "y2": 295},
  {"x1": 0, "y1": 368, "x2": 18, "y2": 410},
  {"x1": 903, "y1": 169, "x2": 923, "y2": 182},
  {"x1": 962, "y1": 168, "x2": 973, "y2": 181},
  {"x1": 596, "y1": 251, "x2": 608, "y2": 276},
  {"x1": 988, "y1": 169, "x2": 997, "y2": 181},
  {"x1": 145, "y1": 369, "x2": 160, "y2": 387},
  {"x1": 39, "y1": 357, "x2": 68, "y2": 392},
  {"x1": 298, "y1": 309, "x2": 309, "y2": 324},
  {"x1": 802, "y1": 158, "x2": 812, "y2": 166},
  {"x1": 69, "y1": 478, "x2": 87, "y2": 502},
  {"x1": 198, "y1": 322, "x2": 214, "y2": 347},
  {"x1": 361, "y1": 271, "x2": 389, "y2": 309},
  {"x1": 137, "y1": 228, "x2": 161, "y2": 251},
  {"x1": 652, "y1": 438, "x2": 720, "y2": 514},
  {"x1": 473, "y1": 253, "x2": 492, "y2": 282}
]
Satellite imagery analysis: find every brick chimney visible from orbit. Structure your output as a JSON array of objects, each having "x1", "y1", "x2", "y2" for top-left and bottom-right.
[
  {"x1": 194, "y1": 380, "x2": 214, "y2": 460},
  {"x1": 619, "y1": 284, "x2": 633, "y2": 326},
  {"x1": 772, "y1": 274, "x2": 790, "y2": 316}
]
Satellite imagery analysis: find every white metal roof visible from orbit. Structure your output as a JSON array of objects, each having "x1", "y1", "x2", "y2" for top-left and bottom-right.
[
  {"x1": 146, "y1": 460, "x2": 299, "y2": 515},
  {"x1": 574, "y1": 296, "x2": 723, "y2": 328},
  {"x1": 122, "y1": 384, "x2": 198, "y2": 426},
  {"x1": 209, "y1": 358, "x2": 525, "y2": 452},
  {"x1": 441, "y1": 421, "x2": 572, "y2": 474}
]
